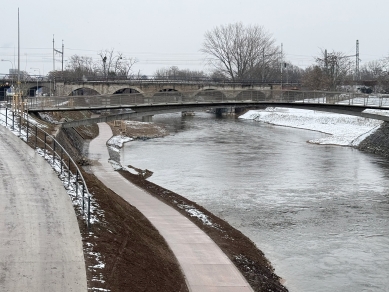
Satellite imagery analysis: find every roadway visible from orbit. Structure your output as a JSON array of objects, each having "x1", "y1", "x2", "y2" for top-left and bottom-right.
[
  {"x1": 89, "y1": 122, "x2": 254, "y2": 292},
  {"x1": 0, "y1": 125, "x2": 87, "y2": 291}
]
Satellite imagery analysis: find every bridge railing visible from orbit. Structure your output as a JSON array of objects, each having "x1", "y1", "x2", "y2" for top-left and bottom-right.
[
  {"x1": 0, "y1": 107, "x2": 91, "y2": 229},
  {"x1": 33, "y1": 75, "x2": 299, "y2": 85},
  {"x1": 25, "y1": 89, "x2": 389, "y2": 111}
]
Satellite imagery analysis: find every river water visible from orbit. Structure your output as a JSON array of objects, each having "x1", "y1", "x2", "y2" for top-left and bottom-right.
[{"x1": 120, "y1": 112, "x2": 389, "y2": 292}]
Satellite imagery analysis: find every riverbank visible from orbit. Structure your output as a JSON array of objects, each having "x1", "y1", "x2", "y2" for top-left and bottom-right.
[
  {"x1": 106, "y1": 118, "x2": 288, "y2": 291},
  {"x1": 239, "y1": 107, "x2": 389, "y2": 157},
  {"x1": 110, "y1": 113, "x2": 388, "y2": 291},
  {"x1": 357, "y1": 122, "x2": 389, "y2": 157},
  {"x1": 25, "y1": 110, "x2": 190, "y2": 291},
  {"x1": 41, "y1": 108, "x2": 389, "y2": 291},
  {"x1": 47, "y1": 111, "x2": 287, "y2": 291},
  {"x1": 239, "y1": 108, "x2": 383, "y2": 146}
]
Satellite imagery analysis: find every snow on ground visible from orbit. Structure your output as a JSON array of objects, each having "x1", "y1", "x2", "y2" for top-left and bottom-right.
[
  {"x1": 124, "y1": 120, "x2": 153, "y2": 128},
  {"x1": 107, "y1": 135, "x2": 132, "y2": 152},
  {"x1": 108, "y1": 159, "x2": 139, "y2": 175},
  {"x1": 239, "y1": 107, "x2": 384, "y2": 146},
  {"x1": 177, "y1": 203, "x2": 214, "y2": 226}
]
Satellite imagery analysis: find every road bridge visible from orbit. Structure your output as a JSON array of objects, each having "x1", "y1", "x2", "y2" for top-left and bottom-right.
[
  {"x1": 1, "y1": 78, "x2": 272, "y2": 99},
  {"x1": 22, "y1": 89, "x2": 389, "y2": 127}
]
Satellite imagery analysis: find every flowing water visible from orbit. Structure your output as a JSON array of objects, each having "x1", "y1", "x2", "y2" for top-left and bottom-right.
[{"x1": 121, "y1": 112, "x2": 389, "y2": 292}]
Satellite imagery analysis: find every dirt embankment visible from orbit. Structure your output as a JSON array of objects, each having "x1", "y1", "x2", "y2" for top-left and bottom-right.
[
  {"x1": 108, "y1": 119, "x2": 288, "y2": 291},
  {"x1": 41, "y1": 111, "x2": 188, "y2": 292},
  {"x1": 79, "y1": 170, "x2": 189, "y2": 292},
  {"x1": 117, "y1": 168, "x2": 288, "y2": 292}
]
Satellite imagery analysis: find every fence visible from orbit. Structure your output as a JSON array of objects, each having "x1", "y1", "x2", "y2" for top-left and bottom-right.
[
  {"x1": 26, "y1": 90, "x2": 389, "y2": 111},
  {"x1": 0, "y1": 107, "x2": 91, "y2": 228}
]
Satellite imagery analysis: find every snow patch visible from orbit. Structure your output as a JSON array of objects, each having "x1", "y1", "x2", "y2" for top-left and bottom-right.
[
  {"x1": 239, "y1": 107, "x2": 383, "y2": 146},
  {"x1": 177, "y1": 204, "x2": 214, "y2": 226},
  {"x1": 107, "y1": 135, "x2": 132, "y2": 148}
]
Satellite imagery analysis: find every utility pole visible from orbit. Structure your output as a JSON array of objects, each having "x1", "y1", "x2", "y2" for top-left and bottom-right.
[
  {"x1": 53, "y1": 36, "x2": 64, "y2": 76},
  {"x1": 53, "y1": 35, "x2": 55, "y2": 72},
  {"x1": 262, "y1": 48, "x2": 265, "y2": 83},
  {"x1": 62, "y1": 40, "x2": 64, "y2": 74},
  {"x1": 324, "y1": 49, "x2": 328, "y2": 74},
  {"x1": 52, "y1": 36, "x2": 64, "y2": 95},
  {"x1": 280, "y1": 43, "x2": 283, "y2": 90},
  {"x1": 17, "y1": 8, "x2": 20, "y2": 93},
  {"x1": 356, "y1": 40, "x2": 360, "y2": 81}
]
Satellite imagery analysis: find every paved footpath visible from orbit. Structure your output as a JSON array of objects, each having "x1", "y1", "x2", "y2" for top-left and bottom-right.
[
  {"x1": 89, "y1": 122, "x2": 253, "y2": 292},
  {"x1": 0, "y1": 125, "x2": 87, "y2": 291}
]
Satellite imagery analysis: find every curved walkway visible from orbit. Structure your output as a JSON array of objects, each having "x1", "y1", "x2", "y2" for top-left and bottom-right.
[
  {"x1": 0, "y1": 125, "x2": 87, "y2": 291},
  {"x1": 89, "y1": 122, "x2": 253, "y2": 292}
]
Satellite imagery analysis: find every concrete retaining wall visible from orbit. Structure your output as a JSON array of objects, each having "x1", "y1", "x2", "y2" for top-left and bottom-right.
[{"x1": 56, "y1": 127, "x2": 87, "y2": 162}]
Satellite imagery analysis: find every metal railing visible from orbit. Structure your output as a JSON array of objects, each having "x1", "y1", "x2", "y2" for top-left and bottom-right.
[
  {"x1": 26, "y1": 89, "x2": 389, "y2": 111},
  {"x1": 0, "y1": 107, "x2": 91, "y2": 228},
  {"x1": 1, "y1": 74, "x2": 301, "y2": 85}
]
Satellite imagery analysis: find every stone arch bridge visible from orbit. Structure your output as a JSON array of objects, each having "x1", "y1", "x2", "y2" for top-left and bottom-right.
[{"x1": 13, "y1": 80, "x2": 272, "y2": 99}]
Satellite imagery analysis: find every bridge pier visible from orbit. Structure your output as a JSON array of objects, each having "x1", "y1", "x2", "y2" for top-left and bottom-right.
[
  {"x1": 215, "y1": 107, "x2": 235, "y2": 116},
  {"x1": 142, "y1": 115, "x2": 153, "y2": 122},
  {"x1": 182, "y1": 111, "x2": 195, "y2": 116}
]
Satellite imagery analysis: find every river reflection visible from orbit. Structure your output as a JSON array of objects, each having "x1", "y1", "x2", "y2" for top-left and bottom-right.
[{"x1": 121, "y1": 112, "x2": 389, "y2": 292}]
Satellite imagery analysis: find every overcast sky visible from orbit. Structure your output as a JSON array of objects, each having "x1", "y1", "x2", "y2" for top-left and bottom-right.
[{"x1": 1, "y1": 0, "x2": 389, "y2": 77}]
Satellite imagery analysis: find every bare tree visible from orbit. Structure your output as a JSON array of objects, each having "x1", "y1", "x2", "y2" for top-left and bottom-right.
[
  {"x1": 302, "y1": 50, "x2": 355, "y2": 90},
  {"x1": 201, "y1": 22, "x2": 279, "y2": 81},
  {"x1": 360, "y1": 60, "x2": 385, "y2": 80},
  {"x1": 317, "y1": 50, "x2": 354, "y2": 90},
  {"x1": 65, "y1": 55, "x2": 95, "y2": 79},
  {"x1": 301, "y1": 65, "x2": 329, "y2": 90},
  {"x1": 97, "y1": 49, "x2": 138, "y2": 79},
  {"x1": 154, "y1": 66, "x2": 207, "y2": 80}
]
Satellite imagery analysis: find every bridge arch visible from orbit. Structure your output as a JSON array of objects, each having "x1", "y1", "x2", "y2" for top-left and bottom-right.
[
  {"x1": 64, "y1": 85, "x2": 102, "y2": 96},
  {"x1": 26, "y1": 85, "x2": 52, "y2": 97},
  {"x1": 192, "y1": 89, "x2": 227, "y2": 102},
  {"x1": 234, "y1": 90, "x2": 266, "y2": 101},
  {"x1": 113, "y1": 87, "x2": 143, "y2": 94},
  {"x1": 0, "y1": 84, "x2": 11, "y2": 101},
  {"x1": 70, "y1": 87, "x2": 101, "y2": 96},
  {"x1": 152, "y1": 88, "x2": 183, "y2": 103}
]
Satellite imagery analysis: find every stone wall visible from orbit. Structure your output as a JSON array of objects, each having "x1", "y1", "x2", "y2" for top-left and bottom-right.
[
  {"x1": 56, "y1": 127, "x2": 87, "y2": 162},
  {"x1": 357, "y1": 122, "x2": 389, "y2": 158}
]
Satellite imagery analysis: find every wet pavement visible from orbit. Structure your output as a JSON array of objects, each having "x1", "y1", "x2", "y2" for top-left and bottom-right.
[{"x1": 0, "y1": 125, "x2": 87, "y2": 291}]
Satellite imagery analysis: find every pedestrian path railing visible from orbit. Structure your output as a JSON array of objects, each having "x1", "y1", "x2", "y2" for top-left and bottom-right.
[
  {"x1": 26, "y1": 90, "x2": 389, "y2": 112},
  {"x1": 0, "y1": 106, "x2": 91, "y2": 229}
]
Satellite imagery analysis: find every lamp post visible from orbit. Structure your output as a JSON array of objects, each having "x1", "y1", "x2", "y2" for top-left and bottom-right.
[
  {"x1": 1, "y1": 59, "x2": 15, "y2": 105},
  {"x1": 30, "y1": 68, "x2": 40, "y2": 97},
  {"x1": 1, "y1": 59, "x2": 15, "y2": 85},
  {"x1": 102, "y1": 56, "x2": 107, "y2": 81}
]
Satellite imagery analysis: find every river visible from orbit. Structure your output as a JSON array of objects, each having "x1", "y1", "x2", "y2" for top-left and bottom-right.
[{"x1": 120, "y1": 112, "x2": 389, "y2": 292}]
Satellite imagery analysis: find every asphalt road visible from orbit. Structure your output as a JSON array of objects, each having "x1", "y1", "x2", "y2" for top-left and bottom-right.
[{"x1": 0, "y1": 125, "x2": 87, "y2": 291}]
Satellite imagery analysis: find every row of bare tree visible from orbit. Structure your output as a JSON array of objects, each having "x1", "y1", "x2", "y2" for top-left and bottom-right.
[
  {"x1": 37, "y1": 22, "x2": 389, "y2": 92},
  {"x1": 47, "y1": 49, "x2": 138, "y2": 81}
]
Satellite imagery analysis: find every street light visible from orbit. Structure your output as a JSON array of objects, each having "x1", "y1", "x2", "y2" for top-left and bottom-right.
[
  {"x1": 30, "y1": 68, "x2": 40, "y2": 97},
  {"x1": 1, "y1": 59, "x2": 16, "y2": 105},
  {"x1": 1, "y1": 59, "x2": 15, "y2": 85}
]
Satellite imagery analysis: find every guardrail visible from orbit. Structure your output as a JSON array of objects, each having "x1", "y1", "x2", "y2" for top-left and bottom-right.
[
  {"x1": 1, "y1": 74, "x2": 301, "y2": 85},
  {"x1": 0, "y1": 106, "x2": 91, "y2": 229}
]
